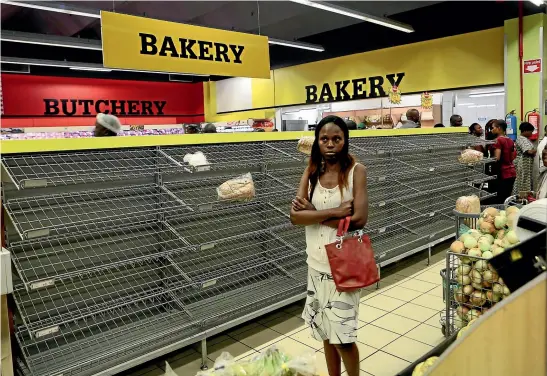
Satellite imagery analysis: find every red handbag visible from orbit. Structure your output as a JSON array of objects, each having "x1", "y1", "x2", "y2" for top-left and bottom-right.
[{"x1": 325, "y1": 217, "x2": 379, "y2": 292}]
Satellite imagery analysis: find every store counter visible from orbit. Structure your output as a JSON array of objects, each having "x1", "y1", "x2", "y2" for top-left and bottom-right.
[{"x1": 0, "y1": 127, "x2": 467, "y2": 154}]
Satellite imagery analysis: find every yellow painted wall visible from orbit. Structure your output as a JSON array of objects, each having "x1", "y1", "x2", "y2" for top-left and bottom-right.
[
  {"x1": 203, "y1": 27, "x2": 504, "y2": 122},
  {"x1": 505, "y1": 14, "x2": 545, "y2": 123}
]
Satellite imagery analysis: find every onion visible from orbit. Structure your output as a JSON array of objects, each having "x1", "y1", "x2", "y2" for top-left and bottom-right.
[
  {"x1": 454, "y1": 316, "x2": 467, "y2": 329},
  {"x1": 456, "y1": 264, "x2": 472, "y2": 276},
  {"x1": 491, "y1": 246, "x2": 504, "y2": 256},
  {"x1": 506, "y1": 206, "x2": 520, "y2": 215},
  {"x1": 460, "y1": 256, "x2": 472, "y2": 265},
  {"x1": 457, "y1": 274, "x2": 471, "y2": 286},
  {"x1": 450, "y1": 240, "x2": 465, "y2": 254},
  {"x1": 454, "y1": 287, "x2": 468, "y2": 303},
  {"x1": 457, "y1": 305, "x2": 469, "y2": 319},
  {"x1": 482, "y1": 207, "x2": 499, "y2": 218},
  {"x1": 503, "y1": 285, "x2": 510, "y2": 296},
  {"x1": 467, "y1": 248, "x2": 482, "y2": 258},
  {"x1": 466, "y1": 309, "x2": 481, "y2": 321},
  {"x1": 467, "y1": 229, "x2": 482, "y2": 240},
  {"x1": 472, "y1": 282, "x2": 483, "y2": 290},
  {"x1": 505, "y1": 230, "x2": 519, "y2": 245},
  {"x1": 480, "y1": 221, "x2": 496, "y2": 234},
  {"x1": 482, "y1": 251, "x2": 493, "y2": 259},
  {"x1": 464, "y1": 237, "x2": 478, "y2": 249},
  {"x1": 474, "y1": 260, "x2": 488, "y2": 272},
  {"x1": 494, "y1": 215, "x2": 507, "y2": 229},
  {"x1": 498, "y1": 277, "x2": 505, "y2": 285},
  {"x1": 463, "y1": 284, "x2": 474, "y2": 296},
  {"x1": 493, "y1": 283, "x2": 504, "y2": 295},
  {"x1": 482, "y1": 269, "x2": 498, "y2": 283},
  {"x1": 495, "y1": 230, "x2": 506, "y2": 240},
  {"x1": 507, "y1": 213, "x2": 518, "y2": 229},
  {"x1": 469, "y1": 291, "x2": 486, "y2": 306},
  {"x1": 486, "y1": 290, "x2": 502, "y2": 303},
  {"x1": 478, "y1": 234, "x2": 494, "y2": 245}
]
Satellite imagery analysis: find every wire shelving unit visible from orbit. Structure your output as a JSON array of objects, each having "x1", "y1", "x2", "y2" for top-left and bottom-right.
[{"x1": 1, "y1": 132, "x2": 490, "y2": 376}]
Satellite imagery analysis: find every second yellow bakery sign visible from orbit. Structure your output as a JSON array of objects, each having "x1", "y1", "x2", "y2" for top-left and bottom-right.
[{"x1": 101, "y1": 11, "x2": 271, "y2": 78}]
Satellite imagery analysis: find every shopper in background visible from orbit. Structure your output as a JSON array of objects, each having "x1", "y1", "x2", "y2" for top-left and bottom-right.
[
  {"x1": 450, "y1": 114, "x2": 463, "y2": 127},
  {"x1": 481, "y1": 119, "x2": 499, "y2": 205},
  {"x1": 491, "y1": 119, "x2": 517, "y2": 203},
  {"x1": 399, "y1": 109, "x2": 420, "y2": 128},
  {"x1": 357, "y1": 122, "x2": 366, "y2": 130},
  {"x1": 290, "y1": 115, "x2": 368, "y2": 376},
  {"x1": 512, "y1": 122, "x2": 536, "y2": 196},
  {"x1": 94, "y1": 113, "x2": 121, "y2": 137},
  {"x1": 536, "y1": 149, "x2": 547, "y2": 199},
  {"x1": 533, "y1": 123, "x2": 547, "y2": 190},
  {"x1": 202, "y1": 123, "x2": 217, "y2": 133},
  {"x1": 345, "y1": 120, "x2": 357, "y2": 130},
  {"x1": 185, "y1": 124, "x2": 200, "y2": 134},
  {"x1": 469, "y1": 123, "x2": 485, "y2": 154},
  {"x1": 433, "y1": 123, "x2": 445, "y2": 128}
]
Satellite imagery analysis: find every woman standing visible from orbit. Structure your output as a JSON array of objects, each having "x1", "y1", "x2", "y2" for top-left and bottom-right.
[
  {"x1": 469, "y1": 123, "x2": 484, "y2": 154},
  {"x1": 290, "y1": 115, "x2": 368, "y2": 376},
  {"x1": 491, "y1": 120, "x2": 517, "y2": 203},
  {"x1": 513, "y1": 122, "x2": 536, "y2": 196}
]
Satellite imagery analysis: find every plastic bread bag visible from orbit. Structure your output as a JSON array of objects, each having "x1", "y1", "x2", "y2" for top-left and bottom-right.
[
  {"x1": 297, "y1": 137, "x2": 314, "y2": 155},
  {"x1": 246, "y1": 346, "x2": 291, "y2": 376},
  {"x1": 455, "y1": 195, "x2": 481, "y2": 214},
  {"x1": 458, "y1": 148, "x2": 483, "y2": 164},
  {"x1": 194, "y1": 352, "x2": 245, "y2": 376},
  {"x1": 183, "y1": 151, "x2": 210, "y2": 171},
  {"x1": 217, "y1": 173, "x2": 256, "y2": 201},
  {"x1": 284, "y1": 352, "x2": 317, "y2": 376}
]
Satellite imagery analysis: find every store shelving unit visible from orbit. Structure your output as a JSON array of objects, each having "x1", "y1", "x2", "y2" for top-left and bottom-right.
[{"x1": 1, "y1": 133, "x2": 492, "y2": 376}]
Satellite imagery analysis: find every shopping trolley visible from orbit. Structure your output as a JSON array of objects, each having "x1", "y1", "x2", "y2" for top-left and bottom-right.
[{"x1": 439, "y1": 195, "x2": 526, "y2": 337}]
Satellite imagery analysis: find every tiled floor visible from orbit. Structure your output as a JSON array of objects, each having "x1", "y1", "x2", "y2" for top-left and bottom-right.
[{"x1": 121, "y1": 243, "x2": 449, "y2": 376}]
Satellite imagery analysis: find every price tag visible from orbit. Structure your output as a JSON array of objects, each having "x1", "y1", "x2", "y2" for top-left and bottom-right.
[
  {"x1": 35, "y1": 326, "x2": 60, "y2": 338},
  {"x1": 201, "y1": 243, "x2": 216, "y2": 251},
  {"x1": 429, "y1": 167, "x2": 435, "y2": 172},
  {"x1": 378, "y1": 227, "x2": 386, "y2": 234},
  {"x1": 429, "y1": 212, "x2": 435, "y2": 217},
  {"x1": 202, "y1": 279, "x2": 217, "y2": 288},
  {"x1": 378, "y1": 176, "x2": 386, "y2": 182},
  {"x1": 379, "y1": 201, "x2": 386, "y2": 207},
  {"x1": 30, "y1": 279, "x2": 55, "y2": 290}
]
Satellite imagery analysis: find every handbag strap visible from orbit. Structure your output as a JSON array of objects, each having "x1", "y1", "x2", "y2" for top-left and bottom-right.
[{"x1": 336, "y1": 216, "x2": 352, "y2": 237}]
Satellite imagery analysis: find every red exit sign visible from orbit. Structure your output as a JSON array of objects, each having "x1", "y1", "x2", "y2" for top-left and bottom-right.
[{"x1": 524, "y1": 59, "x2": 541, "y2": 74}]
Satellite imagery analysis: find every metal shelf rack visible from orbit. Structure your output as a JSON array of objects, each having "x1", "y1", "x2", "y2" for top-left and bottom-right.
[{"x1": 1, "y1": 132, "x2": 490, "y2": 376}]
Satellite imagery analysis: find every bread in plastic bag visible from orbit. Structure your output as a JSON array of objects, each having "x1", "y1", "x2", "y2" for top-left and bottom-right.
[
  {"x1": 217, "y1": 173, "x2": 256, "y2": 201},
  {"x1": 184, "y1": 151, "x2": 210, "y2": 171},
  {"x1": 455, "y1": 195, "x2": 481, "y2": 214},
  {"x1": 458, "y1": 149, "x2": 483, "y2": 164},
  {"x1": 297, "y1": 137, "x2": 314, "y2": 156}
]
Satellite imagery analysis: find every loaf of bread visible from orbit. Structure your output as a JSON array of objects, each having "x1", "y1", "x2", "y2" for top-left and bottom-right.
[
  {"x1": 458, "y1": 149, "x2": 483, "y2": 164},
  {"x1": 217, "y1": 173, "x2": 256, "y2": 201},
  {"x1": 297, "y1": 137, "x2": 314, "y2": 155},
  {"x1": 455, "y1": 195, "x2": 481, "y2": 214}
]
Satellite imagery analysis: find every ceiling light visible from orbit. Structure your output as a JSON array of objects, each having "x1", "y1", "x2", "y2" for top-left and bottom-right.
[
  {"x1": 290, "y1": 0, "x2": 414, "y2": 33},
  {"x1": 469, "y1": 92, "x2": 505, "y2": 98},
  {"x1": 70, "y1": 67, "x2": 112, "y2": 72},
  {"x1": 1, "y1": 31, "x2": 102, "y2": 50},
  {"x1": 1, "y1": 0, "x2": 100, "y2": 18},
  {"x1": 268, "y1": 38, "x2": 324, "y2": 52},
  {"x1": 456, "y1": 102, "x2": 475, "y2": 106},
  {"x1": 529, "y1": 0, "x2": 545, "y2": 6}
]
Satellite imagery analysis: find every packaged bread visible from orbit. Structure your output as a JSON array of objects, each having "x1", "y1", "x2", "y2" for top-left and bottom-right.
[
  {"x1": 217, "y1": 173, "x2": 255, "y2": 201},
  {"x1": 455, "y1": 195, "x2": 481, "y2": 214},
  {"x1": 183, "y1": 151, "x2": 210, "y2": 171},
  {"x1": 458, "y1": 149, "x2": 483, "y2": 164},
  {"x1": 297, "y1": 137, "x2": 314, "y2": 155}
]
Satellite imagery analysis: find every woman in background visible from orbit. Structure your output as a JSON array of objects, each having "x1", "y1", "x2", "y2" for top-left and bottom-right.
[
  {"x1": 491, "y1": 120, "x2": 517, "y2": 203},
  {"x1": 469, "y1": 123, "x2": 484, "y2": 154},
  {"x1": 290, "y1": 115, "x2": 368, "y2": 376},
  {"x1": 513, "y1": 122, "x2": 536, "y2": 196}
]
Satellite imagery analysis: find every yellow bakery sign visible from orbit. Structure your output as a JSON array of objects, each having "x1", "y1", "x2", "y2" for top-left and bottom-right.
[{"x1": 101, "y1": 11, "x2": 270, "y2": 78}]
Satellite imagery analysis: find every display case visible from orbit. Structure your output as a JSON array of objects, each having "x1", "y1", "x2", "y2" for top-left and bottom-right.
[{"x1": 0, "y1": 129, "x2": 491, "y2": 376}]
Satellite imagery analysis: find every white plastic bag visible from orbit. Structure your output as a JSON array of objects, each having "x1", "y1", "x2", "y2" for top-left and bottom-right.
[
  {"x1": 183, "y1": 151, "x2": 210, "y2": 171},
  {"x1": 217, "y1": 173, "x2": 255, "y2": 201},
  {"x1": 458, "y1": 149, "x2": 483, "y2": 164},
  {"x1": 455, "y1": 195, "x2": 481, "y2": 214}
]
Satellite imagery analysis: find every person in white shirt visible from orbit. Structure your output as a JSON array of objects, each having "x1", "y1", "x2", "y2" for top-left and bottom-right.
[{"x1": 290, "y1": 115, "x2": 368, "y2": 376}]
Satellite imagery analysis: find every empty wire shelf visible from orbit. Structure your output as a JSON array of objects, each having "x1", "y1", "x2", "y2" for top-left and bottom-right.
[
  {"x1": 267, "y1": 167, "x2": 303, "y2": 188},
  {"x1": 360, "y1": 157, "x2": 420, "y2": 181},
  {"x1": 367, "y1": 180, "x2": 417, "y2": 202},
  {"x1": 167, "y1": 203, "x2": 288, "y2": 246},
  {"x1": 351, "y1": 137, "x2": 416, "y2": 154},
  {"x1": 13, "y1": 260, "x2": 189, "y2": 338},
  {"x1": 17, "y1": 299, "x2": 198, "y2": 376},
  {"x1": 164, "y1": 173, "x2": 292, "y2": 212},
  {"x1": 441, "y1": 185, "x2": 495, "y2": 201},
  {"x1": 4, "y1": 184, "x2": 189, "y2": 240},
  {"x1": 404, "y1": 194, "x2": 454, "y2": 216},
  {"x1": 1, "y1": 148, "x2": 174, "y2": 189},
  {"x1": 370, "y1": 225, "x2": 422, "y2": 261},
  {"x1": 365, "y1": 202, "x2": 423, "y2": 233},
  {"x1": 405, "y1": 214, "x2": 454, "y2": 239},
  {"x1": 9, "y1": 224, "x2": 190, "y2": 288}
]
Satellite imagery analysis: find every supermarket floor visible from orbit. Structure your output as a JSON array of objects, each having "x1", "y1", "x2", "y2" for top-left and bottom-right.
[{"x1": 121, "y1": 243, "x2": 449, "y2": 376}]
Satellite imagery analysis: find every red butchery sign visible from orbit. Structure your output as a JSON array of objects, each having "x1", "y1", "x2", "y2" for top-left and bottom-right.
[{"x1": 523, "y1": 59, "x2": 541, "y2": 74}]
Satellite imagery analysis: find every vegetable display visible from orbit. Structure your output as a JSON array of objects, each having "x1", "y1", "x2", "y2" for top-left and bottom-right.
[
  {"x1": 411, "y1": 356, "x2": 439, "y2": 376},
  {"x1": 448, "y1": 206, "x2": 519, "y2": 330}
]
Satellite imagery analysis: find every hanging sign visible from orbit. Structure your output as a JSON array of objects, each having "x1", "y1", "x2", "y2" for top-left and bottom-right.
[
  {"x1": 387, "y1": 85, "x2": 402, "y2": 104},
  {"x1": 101, "y1": 11, "x2": 271, "y2": 78},
  {"x1": 421, "y1": 92, "x2": 433, "y2": 109},
  {"x1": 523, "y1": 59, "x2": 541, "y2": 74}
]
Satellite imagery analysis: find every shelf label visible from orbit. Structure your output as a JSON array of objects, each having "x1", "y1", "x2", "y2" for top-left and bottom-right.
[
  {"x1": 198, "y1": 203, "x2": 213, "y2": 212},
  {"x1": 202, "y1": 279, "x2": 217, "y2": 288},
  {"x1": 378, "y1": 201, "x2": 386, "y2": 207},
  {"x1": 429, "y1": 212, "x2": 435, "y2": 217},
  {"x1": 378, "y1": 227, "x2": 386, "y2": 234},
  {"x1": 30, "y1": 279, "x2": 55, "y2": 290},
  {"x1": 35, "y1": 326, "x2": 60, "y2": 338},
  {"x1": 201, "y1": 243, "x2": 216, "y2": 251},
  {"x1": 194, "y1": 165, "x2": 211, "y2": 172},
  {"x1": 22, "y1": 179, "x2": 47, "y2": 189},
  {"x1": 429, "y1": 167, "x2": 435, "y2": 172},
  {"x1": 25, "y1": 228, "x2": 50, "y2": 239},
  {"x1": 378, "y1": 176, "x2": 386, "y2": 182}
]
